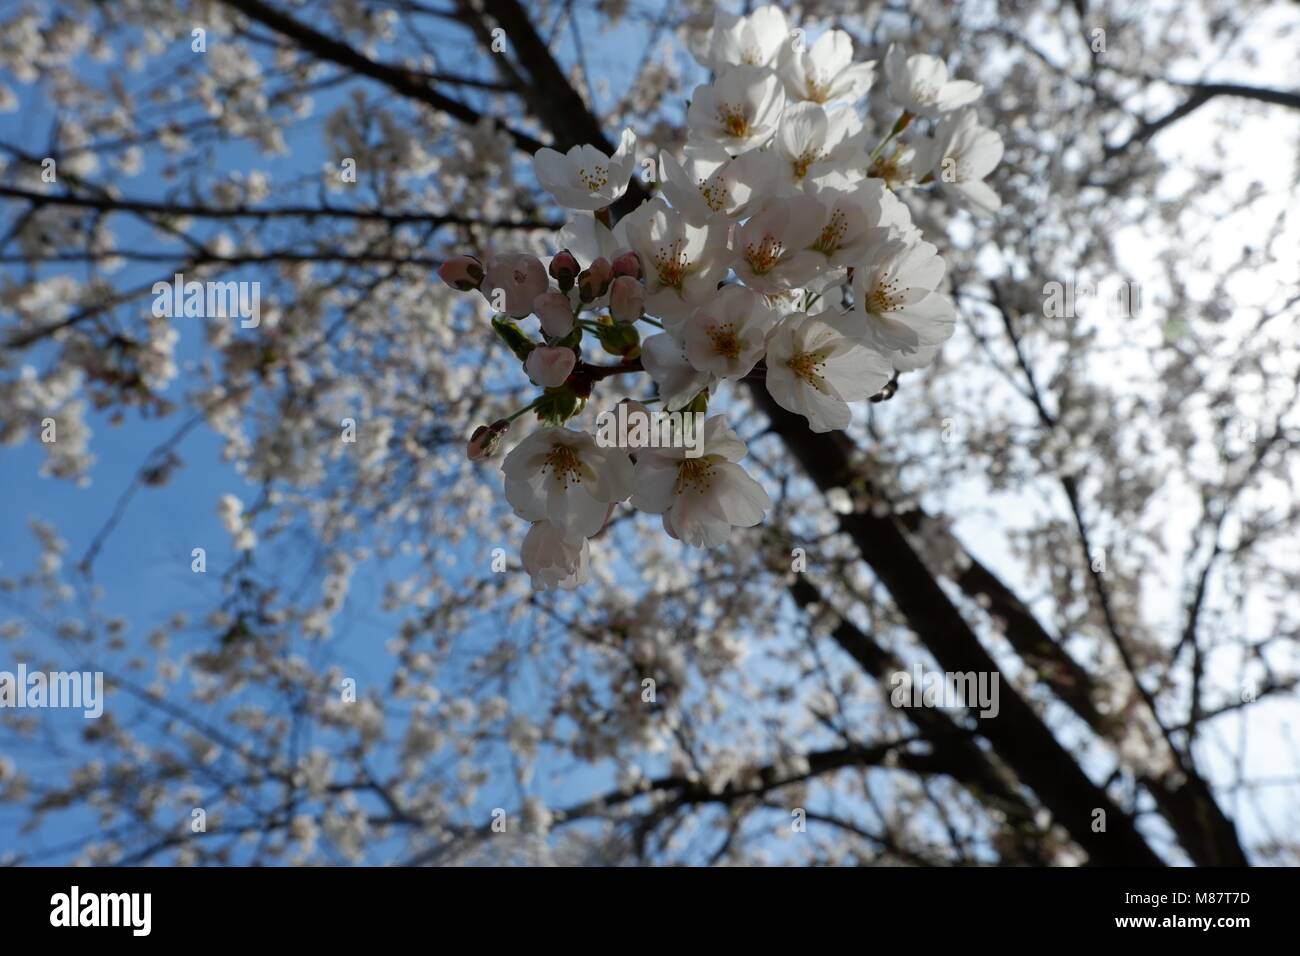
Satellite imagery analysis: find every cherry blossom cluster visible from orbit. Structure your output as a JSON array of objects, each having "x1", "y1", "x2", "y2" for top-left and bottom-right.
[{"x1": 438, "y1": 5, "x2": 1003, "y2": 590}]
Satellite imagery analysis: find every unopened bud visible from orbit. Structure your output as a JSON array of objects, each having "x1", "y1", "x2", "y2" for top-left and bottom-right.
[
  {"x1": 612, "y1": 250, "x2": 642, "y2": 280},
  {"x1": 437, "y1": 255, "x2": 484, "y2": 291},
  {"x1": 608, "y1": 275, "x2": 645, "y2": 324},
  {"x1": 534, "y1": 291, "x2": 575, "y2": 338},
  {"x1": 467, "y1": 419, "x2": 510, "y2": 460},
  {"x1": 484, "y1": 253, "x2": 548, "y2": 317},
  {"x1": 549, "y1": 249, "x2": 580, "y2": 292},
  {"x1": 525, "y1": 345, "x2": 577, "y2": 388},
  {"x1": 577, "y1": 257, "x2": 614, "y2": 302}
]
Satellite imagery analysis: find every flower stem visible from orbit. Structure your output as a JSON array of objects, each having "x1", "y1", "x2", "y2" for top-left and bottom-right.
[
  {"x1": 869, "y1": 110, "x2": 914, "y2": 163},
  {"x1": 505, "y1": 397, "x2": 545, "y2": 423}
]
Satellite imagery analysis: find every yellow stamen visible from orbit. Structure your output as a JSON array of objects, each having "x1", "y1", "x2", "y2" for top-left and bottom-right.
[
  {"x1": 805, "y1": 76, "x2": 832, "y2": 103},
  {"x1": 707, "y1": 322, "x2": 741, "y2": 359},
  {"x1": 786, "y1": 350, "x2": 830, "y2": 389},
  {"x1": 868, "y1": 149, "x2": 910, "y2": 187},
  {"x1": 542, "y1": 444, "x2": 585, "y2": 488},
  {"x1": 813, "y1": 208, "x2": 848, "y2": 255},
  {"x1": 745, "y1": 234, "x2": 784, "y2": 275},
  {"x1": 698, "y1": 175, "x2": 729, "y2": 212},
  {"x1": 652, "y1": 240, "x2": 689, "y2": 289},
  {"x1": 674, "y1": 457, "x2": 717, "y2": 494},
  {"x1": 866, "y1": 275, "x2": 906, "y2": 314},
  {"x1": 791, "y1": 148, "x2": 824, "y2": 182},
  {"x1": 717, "y1": 103, "x2": 751, "y2": 139},
  {"x1": 578, "y1": 165, "x2": 609, "y2": 191}
]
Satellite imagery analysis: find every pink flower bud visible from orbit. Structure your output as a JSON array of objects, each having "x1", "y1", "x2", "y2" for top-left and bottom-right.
[
  {"x1": 466, "y1": 419, "x2": 509, "y2": 461},
  {"x1": 437, "y1": 255, "x2": 484, "y2": 291},
  {"x1": 549, "y1": 250, "x2": 579, "y2": 292},
  {"x1": 608, "y1": 275, "x2": 645, "y2": 324},
  {"x1": 612, "y1": 250, "x2": 642, "y2": 280},
  {"x1": 484, "y1": 253, "x2": 549, "y2": 318},
  {"x1": 577, "y1": 256, "x2": 613, "y2": 303},
  {"x1": 525, "y1": 346, "x2": 577, "y2": 388},
  {"x1": 533, "y1": 292, "x2": 575, "y2": 338}
]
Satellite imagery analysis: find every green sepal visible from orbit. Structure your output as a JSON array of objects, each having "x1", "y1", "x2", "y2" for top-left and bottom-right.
[
  {"x1": 595, "y1": 317, "x2": 640, "y2": 357},
  {"x1": 492, "y1": 316, "x2": 535, "y2": 361},
  {"x1": 534, "y1": 386, "x2": 582, "y2": 425},
  {"x1": 683, "y1": 389, "x2": 710, "y2": 415}
]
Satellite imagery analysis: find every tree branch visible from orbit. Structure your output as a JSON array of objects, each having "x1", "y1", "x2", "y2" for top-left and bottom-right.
[
  {"x1": 1106, "y1": 82, "x2": 1300, "y2": 159},
  {"x1": 217, "y1": 0, "x2": 550, "y2": 153}
]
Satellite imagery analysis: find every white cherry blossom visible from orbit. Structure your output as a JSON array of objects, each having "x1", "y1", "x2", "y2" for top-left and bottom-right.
[
  {"x1": 764, "y1": 311, "x2": 893, "y2": 432},
  {"x1": 849, "y1": 235, "x2": 955, "y2": 367},
  {"x1": 15, "y1": 0, "x2": 1271, "y2": 874},
  {"x1": 641, "y1": 331, "x2": 715, "y2": 410},
  {"x1": 681, "y1": 284, "x2": 774, "y2": 380},
  {"x1": 780, "y1": 29, "x2": 875, "y2": 104},
  {"x1": 502, "y1": 426, "x2": 633, "y2": 540},
  {"x1": 731, "y1": 195, "x2": 826, "y2": 293},
  {"x1": 803, "y1": 177, "x2": 918, "y2": 289},
  {"x1": 884, "y1": 44, "x2": 982, "y2": 116},
  {"x1": 695, "y1": 6, "x2": 790, "y2": 71},
  {"x1": 913, "y1": 109, "x2": 1004, "y2": 215},
  {"x1": 556, "y1": 211, "x2": 620, "y2": 265},
  {"x1": 533, "y1": 128, "x2": 638, "y2": 210},
  {"x1": 520, "y1": 520, "x2": 590, "y2": 590},
  {"x1": 659, "y1": 145, "x2": 778, "y2": 226},
  {"x1": 772, "y1": 101, "x2": 869, "y2": 195},
  {"x1": 630, "y1": 416, "x2": 772, "y2": 548},
  {"x1": 620, "y1": 197, "x2": 732, "y2": 326},
  {"x1": 686, "y1": 65, "x2": 786, "y2": 155}
]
